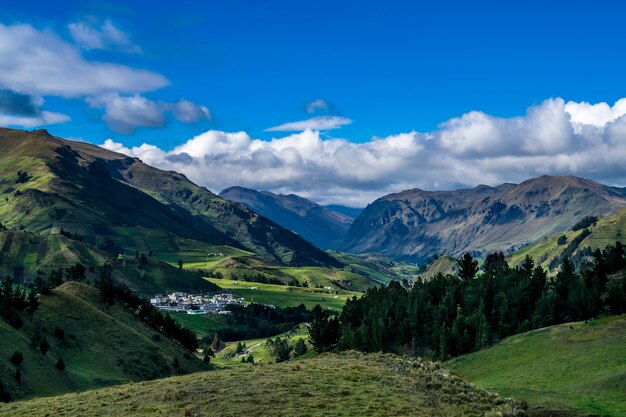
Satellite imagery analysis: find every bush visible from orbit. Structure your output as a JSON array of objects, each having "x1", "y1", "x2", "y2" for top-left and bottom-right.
[
  {"x1": 55, "y1": 357, "x2": 65, "y2": 371},
  {"x1": 39, "y1": 338, "x2": 50, "y2": 355},
  {"x1": 54, "y1": 327, "x2": 65, "y2": 340},
  {"x1": 10, "y1": 350, "x2": 23, "y2": 366}
]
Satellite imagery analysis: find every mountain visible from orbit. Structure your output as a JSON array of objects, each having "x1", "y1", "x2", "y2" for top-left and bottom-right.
[
  {"x1": 0, "y1": 281, "x2": 207, "y2": 401},
  {"x1": 447, "y1": 315, "x2": 626, "y2": 417},
  {"x1": 0, "y1": 351, "x2": 528, "y2": 416},
  {"x1": 508, "y1": 206, "x2": 626, "y2": 272},
  {"x1": 0, "y1": 128, "x2": 340, "y2": 268},
  {"x1": 338, "y1": 176, "x2": 626, "y2": 262},
  {"x1": 220, "y1": 186, "x2": 353, "y2": 248},
  {"x1": 324, "y1": 204, "x2": 363, "y2": 219}
]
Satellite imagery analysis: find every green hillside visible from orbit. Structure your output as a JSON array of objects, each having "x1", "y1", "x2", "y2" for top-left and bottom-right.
[
  {"x1": 0, "y1": 351, "x2": 527, "y2": 417},
  {"x1": 204, "y1": 277, "x2": 360, "y2": 310},
  {"x1": 420, "y1": 255, "x2": 458, "y2": 280},
  {"x1": 0, "y1": 230, "x2": 218, "y2": 296},
  {"x1": 0, "y1": 128, "x2": 340, "y2": 268},
  {"x1": 446, "y1": 315, "x2": 626, "y2": 417},
  {"x1": 0, "y1": 282, "x2": 207, "y2": 401},
  {"x1": 211, "y1": 324, "x2": 313, "y2": 366},
  {"x1": 508, "y1": 208, "x2": 626, "y2": 272}
]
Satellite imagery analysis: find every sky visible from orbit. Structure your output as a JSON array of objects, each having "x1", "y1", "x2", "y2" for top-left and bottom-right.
[{"x1": 2, "y1": 0, "x2": 626, "y2": 206}]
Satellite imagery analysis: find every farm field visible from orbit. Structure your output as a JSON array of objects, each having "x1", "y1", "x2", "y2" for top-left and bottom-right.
[{"x1": 204, "y1": 277, "x2": 360, "y2": 310}]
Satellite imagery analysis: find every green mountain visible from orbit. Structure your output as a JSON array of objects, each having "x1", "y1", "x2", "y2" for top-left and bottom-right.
[
  {"x1": 0, "y1": 351, "x2": 528, "y2": 417},
  {"x1": 338, "y1": 176, "x2": 626, "y2": 262},
  {"x1": 0, "y1": 281, "x2": 207, "y2": 401},
  {"x1": 220, "y1": 186, "x2": 354, "y2": 248},
  {"x1": 447, "y1": 315, "x2": 626, "y2": 417},
  {"x1": 0, "y1": 128, "x2": 340, "y2": 268},
  {"x1": 508, "y1": 207, "x2": 626, "y2": 272}
]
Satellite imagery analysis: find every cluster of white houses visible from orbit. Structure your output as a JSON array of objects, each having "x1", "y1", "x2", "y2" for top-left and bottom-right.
[{"x1": 150, "y1": 292, "x2": 245, "y2": 315}]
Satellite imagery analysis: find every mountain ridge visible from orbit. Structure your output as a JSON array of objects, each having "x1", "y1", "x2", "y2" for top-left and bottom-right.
[
  {"x1": 338, "y1": 175, "x2": 626, "y2": 262},
  {"x1": 220, "y1": 186, "x2": 354, "y2": 248}
]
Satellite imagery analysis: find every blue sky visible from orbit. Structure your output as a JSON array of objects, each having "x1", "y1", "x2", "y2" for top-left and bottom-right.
[{"x1": 2, "y1": 1, "x2": 626, "y2": 205}]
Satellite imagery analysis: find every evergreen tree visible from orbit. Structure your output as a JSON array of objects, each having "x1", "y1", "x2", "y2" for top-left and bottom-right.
[
  {"x1": 293, "y1": 338, "x2": 307, "y2": 357},
  {"x1": 458, "y1": 253, "x2": 479, "y2": 280},
  {"x1": 309, "y1": 305, "x2": 340, "y2": 353}
]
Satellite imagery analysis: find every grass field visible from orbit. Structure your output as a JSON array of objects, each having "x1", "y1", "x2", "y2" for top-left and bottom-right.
[
  {"x1": 204, "y1": 277, "x2": 360, "y2": 310},
  {"x1": 0, "y1": 351, "x2": 527, "y2": 417},
  {"x1": 169, "y1": 313, "x2": 235, "y2": 339},
  {"x1": 211, "y1": 324, "x2": 313, "y2": 367},
  {"x1": 446, "y1": 315, "x2": 626, "y2": 417}
]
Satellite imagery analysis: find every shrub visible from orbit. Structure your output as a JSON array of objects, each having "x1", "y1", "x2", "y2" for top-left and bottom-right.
[
  {"x1": 53, "y1": 327, "x2": 65, "y2": 340},
  {"x1": 56, "y1": 358, "x2": 65, "y2": 371},
  {"x1": 10, "y1": 350, "x2": 23, "y2": 366},
  {"x1": 39, "y1": 338, "x2": 50, "y2": 355}
]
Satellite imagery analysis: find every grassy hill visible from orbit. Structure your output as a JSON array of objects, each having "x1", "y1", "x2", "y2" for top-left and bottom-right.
[
  {"x1": 211, "y1": 324, "x2": 313, "y2": 366},
  {"x1": 0, "y1": 351, "x2": 527, "y2": 417},
  {"x1": 508, "y1": 208, "x2": 626, "y2": 272},
  {"x1": 0, "y1": 282, "x2": 207, "y2": 401},
  {"x1": 420, "y1": 255, "x2": 458, "y2": 280},
  {"x1": 0, "y1": 230, "x2": 218, "y2": 296},
  {"x1": 446, "y1": 315, "x2": 626, "y2": 417}
]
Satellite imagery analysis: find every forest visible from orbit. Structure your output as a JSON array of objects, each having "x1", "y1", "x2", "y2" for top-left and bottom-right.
[{"x1": 337, "y1": 242, "x2": 626, "y2": 359}]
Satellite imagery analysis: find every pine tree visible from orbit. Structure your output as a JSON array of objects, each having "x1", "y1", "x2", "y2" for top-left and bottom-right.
[{"x1": 458, "y1": 253, "x2": 479, "y2": 281}]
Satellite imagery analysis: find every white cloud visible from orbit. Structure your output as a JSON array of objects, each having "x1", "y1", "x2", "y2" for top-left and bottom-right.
[
  {"x1": 102, "y1": 97, "x2": 626, "y2": 206},
  {"x1": 68, "y1": 19, "x2": 142, "y2": 54},
  {"x1": 0, "y1": 23, "x2": 167, "y2": 98},
  {"x1": 0, "y1": 86, "x2": 70, "y2": 127},
  {"x1": 88, "y1": 94, "x2": 210, "y2": 134},
  {"x1": 305, "y1": 99, "x2": 330, "y2": 114},
  {"x1": 0, "y1": 111, "x2": 69, "y2": 128},
  {"x1": 167, "y1": 99, "x2": 211, "y2": 123},
  {"x1": 266, "y1": 116, "x2": 352, "y2": 132}
]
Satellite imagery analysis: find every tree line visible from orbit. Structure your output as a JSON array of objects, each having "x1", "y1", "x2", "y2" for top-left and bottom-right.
[{"x1": 332, "y1": 242, "x2": 626, "y2": 360}]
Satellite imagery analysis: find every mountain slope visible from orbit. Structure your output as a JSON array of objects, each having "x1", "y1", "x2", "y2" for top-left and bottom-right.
[
  {"x1": 0, "y1": 128, "x2": 340, "y2": 268},
  {"x1": 220, "y1": 186, "x2": 353, "y2": 248},
  {"x1": 508, "y1": 207, "x2": 626, "y2": 272},
  {"x1": 447, "y1": 315, "x2": 626, "y2": 417},
  {"x1": 338, "y1": 176, "x2": 626, "y2": 262},
  {"x1": 0, "y1": 227, "x2": 221, "y2": 296},
  {"x1": 0, "y1": 351, "x2": 527, "y2": 416},
  {"x1": 0, "y1": 282, "x2": 207, "y2": 401}
]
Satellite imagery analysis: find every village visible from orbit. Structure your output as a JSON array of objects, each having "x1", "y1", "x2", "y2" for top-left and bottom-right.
[{"x1": 150, "y1": 291, "x2": 245, "y2": 315}]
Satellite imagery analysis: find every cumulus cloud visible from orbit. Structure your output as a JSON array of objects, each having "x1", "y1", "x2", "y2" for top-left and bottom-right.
[
  {"x1": 266, "y1": 116, "x2": 352, "y2": 132},
  {"x1": 0, "y1": 23, "x2": 167, "y2": 97},
  {"x1": 101, "y1": 97, "x2": 626, "y2": 206},
  {"x1": 0, "y1": 86, "x2": 69, "y2": 127},
  {"x1": 305, "y1": 99, "x2": 331, "y2": 114},
  {"x1": 68, "y1": 19, "x2": 142, "y2": 54},
  {"x1": 88, "y1": 94, "x2": 210, "y2": 134}
]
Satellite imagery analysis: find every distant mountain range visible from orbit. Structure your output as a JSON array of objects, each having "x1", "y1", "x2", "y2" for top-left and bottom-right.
[
  {"x1": 337, "y1": 176, "x2": 626, "y2": 262},
  {"x1": 220, "y1": 186, "x2": 356, "y2": 248},
  {"x1": 0, "y1": 128, "x2": 340, "y2": 268}
]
